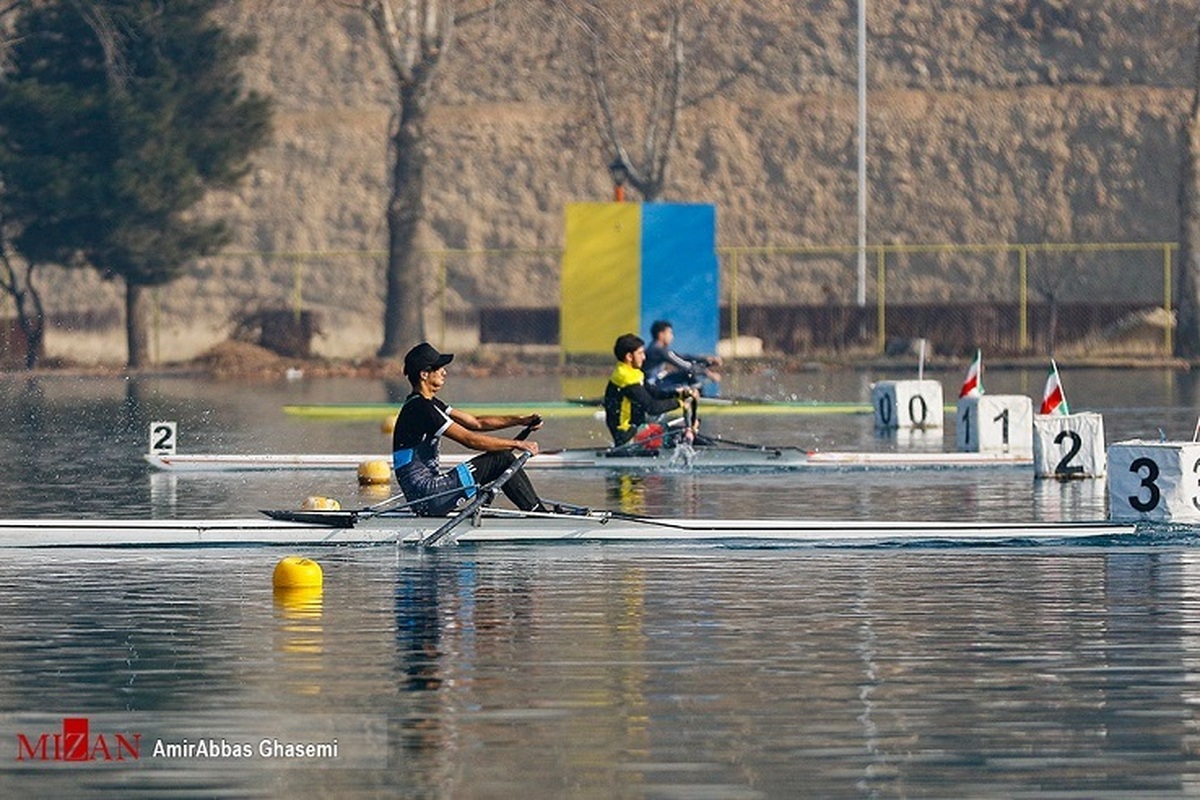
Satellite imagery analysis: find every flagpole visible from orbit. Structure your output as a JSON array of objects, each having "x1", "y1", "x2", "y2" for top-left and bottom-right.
[
  {"x1": 855, "y1": 0, "x2": 867, "y2": 309},
  {"x1": 1052, "y1": 359, "x2": 1068, "y2": 414}
]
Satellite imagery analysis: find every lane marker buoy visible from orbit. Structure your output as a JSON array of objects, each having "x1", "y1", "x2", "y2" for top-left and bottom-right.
[
  {"x1": 273, "y1": 556, "x2": 323, "y2": 589},
  {"x1": 357, "y1": 459, "x2": 391, "y2": 486},
  {"x1": 300, "y1": 496, "x2": 341, "y2": 511}
]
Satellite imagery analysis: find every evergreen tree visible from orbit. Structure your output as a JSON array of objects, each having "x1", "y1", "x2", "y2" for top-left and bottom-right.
[{"x1": 0, "y1": 0, "x2": 271, "y2": 367}]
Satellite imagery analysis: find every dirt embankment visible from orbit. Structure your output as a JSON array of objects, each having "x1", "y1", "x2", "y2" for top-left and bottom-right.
[{"x1": 21, "y1": 0, "x2": 1200, "y2": 365}]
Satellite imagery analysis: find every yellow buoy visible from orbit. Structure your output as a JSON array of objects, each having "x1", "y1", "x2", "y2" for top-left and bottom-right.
[
  {"x1": 380, "y1": 415, "x2": 396, "y2": 434},
  {"x1": 273, "y1": 556, "x2": 323, "y2": 589},
  {"x1": 357, "y1": 459, "x2": 392, "y2": 486},
  {"x1": 300, "y1": 496, "x2": 341, "y2": 511}
]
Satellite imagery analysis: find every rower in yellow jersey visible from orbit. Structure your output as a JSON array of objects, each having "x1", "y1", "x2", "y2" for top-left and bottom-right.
[{"x1": 603, "y1": 333, "x2": 699, "y2": 449}]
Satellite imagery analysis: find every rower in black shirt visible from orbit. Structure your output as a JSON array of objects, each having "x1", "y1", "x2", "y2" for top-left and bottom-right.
[
  {"x1": 643, "y1": 319, "x2": 722, "y2": 393},
  {"x1": 392, "y1": 342, "x2": 547, "y2": 515}
]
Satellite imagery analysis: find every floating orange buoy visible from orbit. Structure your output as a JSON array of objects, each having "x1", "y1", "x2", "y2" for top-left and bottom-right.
[
  {"x1": 273, "y1": 556, "x2": 323, "y2": 589},
  {"x1": 300, "y1": 496, "x2": 341, "y2": 511},
  {"x1": 357, "y1": 459, "x2": 391, "y2": 486}
]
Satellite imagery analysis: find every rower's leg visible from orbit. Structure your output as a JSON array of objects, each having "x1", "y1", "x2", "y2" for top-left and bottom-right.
[
  {"x1": 466, "y1": 451, "x2": 543, "y2": 511},
  {"x1": 501, "y1": 471, "x2": 543, "y2": 512}
]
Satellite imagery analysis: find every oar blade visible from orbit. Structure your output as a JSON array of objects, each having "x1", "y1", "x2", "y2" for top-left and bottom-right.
[{"x1": 261, "y1": 508, "x2": 358, "y2": 528}]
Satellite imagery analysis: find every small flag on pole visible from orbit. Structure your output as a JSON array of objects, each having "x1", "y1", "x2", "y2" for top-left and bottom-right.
[
  {"x1": 959, "y1": 349, "x2": 982, "y2": 398},
  {"x1": 1039, "y1": 360, "x2": 1069, "y2": 416}
]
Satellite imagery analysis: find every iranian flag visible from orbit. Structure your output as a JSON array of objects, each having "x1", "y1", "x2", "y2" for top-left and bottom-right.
[
  {"x1": 959, "y1": 349, "x2": 982, "y2": 398},
  {"x1": 1040, "y1": 360, "x2": 1069, "y2": 415}
]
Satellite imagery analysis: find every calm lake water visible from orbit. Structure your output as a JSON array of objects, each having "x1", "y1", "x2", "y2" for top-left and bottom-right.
[{"x1": 3, "y1": 366, "x2": 1200, "y2": 796}]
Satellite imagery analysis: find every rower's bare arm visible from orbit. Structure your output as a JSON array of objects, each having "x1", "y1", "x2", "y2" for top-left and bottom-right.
[
  {"x1": 443, "y1": 421, "x2": 539, "y2": 455},
  {"x1": 450, "y1": 408, "x2": 541, "y2": 432}
]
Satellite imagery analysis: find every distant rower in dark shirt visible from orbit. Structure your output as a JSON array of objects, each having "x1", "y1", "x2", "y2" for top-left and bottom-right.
[
  {"x1": 604, "y1": 333, "x2": 699, "y2": 448},
  {"x1": 643, "y1": 319, "x2": 722, "y2": 393},
  {"x1": 391, "y1": 342, "x2": 547, "y2": 515}
]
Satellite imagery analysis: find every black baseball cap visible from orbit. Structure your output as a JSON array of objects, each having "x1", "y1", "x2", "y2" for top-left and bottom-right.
[{"x1": 403, "y1": 342, "x2": 454, "y2": 380}]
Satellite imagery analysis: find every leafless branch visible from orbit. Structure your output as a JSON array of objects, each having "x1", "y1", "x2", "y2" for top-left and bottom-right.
[{"x1": 72, "y1": 0, "x2": 131, "y2": 93}]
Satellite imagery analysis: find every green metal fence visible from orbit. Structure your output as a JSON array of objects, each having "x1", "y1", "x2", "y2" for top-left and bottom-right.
[{"x1": 211, "y1": 240, "x2": 1178, "y2": 357}]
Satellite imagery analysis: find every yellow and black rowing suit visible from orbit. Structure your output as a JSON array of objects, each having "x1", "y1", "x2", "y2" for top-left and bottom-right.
[{"x1": 603, "y1": 362, "x2": 684, "y2": 446}]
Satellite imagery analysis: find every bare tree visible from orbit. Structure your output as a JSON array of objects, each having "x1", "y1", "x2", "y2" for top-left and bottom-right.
[
  {"x1": 1177, "y1": 21, "x2": 1200, "y2": 358},
  {"x1": 0, "y1": 224, "x2": 45, "y2": 368},
  {"x1": 358, "y1": 0, "x2": 455, "y2": 358},
  {"x1": 570, "y1": 1, "x2": 683, "y2": 201},
  {"x1": 0, "y1": 3, "x2": 37, "y2": 367},
  {"x1": 1031, "y1": 265, "x2": 1069, "y2": 358},
  {"x1": 559, "y1": 0, "x2": 749, "y2": 202}
]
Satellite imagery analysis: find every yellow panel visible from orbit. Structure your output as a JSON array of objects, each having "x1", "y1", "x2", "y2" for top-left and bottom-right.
[
  {"x1": 561, "y1": 202, "x2": 640, "y2": 355},
  {"x1": 559, "y1": 375, "x2": 609, "y2": 402}
]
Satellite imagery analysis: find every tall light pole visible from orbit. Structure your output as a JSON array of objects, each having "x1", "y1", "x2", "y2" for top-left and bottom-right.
[{"x1": 856, "y1": 0, "x2": 867, "y2": 307}]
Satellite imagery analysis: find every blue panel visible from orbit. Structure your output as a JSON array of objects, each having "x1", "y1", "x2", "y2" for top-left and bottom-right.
[{"x1": 639, "y1": 204, "x2": 719, "y2": 358}]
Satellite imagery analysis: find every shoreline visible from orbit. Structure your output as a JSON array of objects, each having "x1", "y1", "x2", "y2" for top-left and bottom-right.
[{"x1": 2, "y1": 340, "x2": 1190, "y2": 381}]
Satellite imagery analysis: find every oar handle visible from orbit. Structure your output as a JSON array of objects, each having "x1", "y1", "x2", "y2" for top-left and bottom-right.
[{"x1": 514, "y1": 415, "x2": 542, "y2": 441}]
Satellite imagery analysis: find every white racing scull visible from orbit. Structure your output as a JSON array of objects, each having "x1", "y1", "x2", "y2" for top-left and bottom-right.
[{"x1": 0, "y1": 510, "x2": 1135, "y2": 548}]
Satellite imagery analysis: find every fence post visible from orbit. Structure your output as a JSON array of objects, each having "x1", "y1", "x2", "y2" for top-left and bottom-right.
[
  {"x1": 438, "y1": 253, "x2": 448, "y2": 349},
  {"x1": 729, "y1": 249, "x2": 740, "y2": 358},
  {"x1": 1165, "y1": 243, "x2": 1175, "y2": 355},
  {"x1": 875, "y1": 247, "x2": 886, "y2": 352},
  {"x1": 1018, "y1": 246, "x2": 1028, "y2": 352},
  {"x1": 291, "y1": 256, "x2": 303, "y2": 323},
  {"x1": 152, "y1": 287, "x2": 160, "y2": 366}
]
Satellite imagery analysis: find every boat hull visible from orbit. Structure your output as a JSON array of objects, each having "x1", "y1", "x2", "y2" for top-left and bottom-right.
[
  {"x1": 282, "y1": 400, "x2": 874, "y2": 420},
  {"x1": 0, "y1": 514, "x2": 1135, "y2": 548},
  {"x1": 145, "y1": 448, "x2": 1030, "y2": 473}
]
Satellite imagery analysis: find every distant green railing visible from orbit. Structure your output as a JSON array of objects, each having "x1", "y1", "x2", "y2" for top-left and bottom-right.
[
  {"x1": 720, "y1": 241, "x2": 1177, "y2": 354},
  {"x1": 211, "y1": 240, "x2": 1179, "y2": 356}
]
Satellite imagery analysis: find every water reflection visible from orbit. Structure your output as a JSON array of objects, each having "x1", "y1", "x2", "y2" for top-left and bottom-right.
[
  {"x1": 2, "y1": 543, "x2": 1200, "y2": 794},
  {"x1": 1032, "y1": 475, "x2": 1108, "y2": 521},
  {"x1": 7, "y1": 371, "x2": 1200, "y2": 794},
  {"x1": 395, "y1": 556, "x2": 446, "y2": 693},
  {"x1": 873, "y1": 424, "x2": 945, "y2": 452},
  {"x1": 605, "y1": 473, "x2": 706, "y2": 517},
  {"x1": 273, "y1": 586, "x2": 324, "y2": 697}
]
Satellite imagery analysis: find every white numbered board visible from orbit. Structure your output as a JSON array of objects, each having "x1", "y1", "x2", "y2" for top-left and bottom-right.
[
  {"x1": 871, "y1": 380, "x2": 944, "y2": 429},
  {"x1": 149, "y1": 421, "x2": 177, "y2": 456},
  {"x1": 1108, "y1": 440, "x2": 1200, "y2": 522},
  {"x1": 1032, "y1": 412, "x2": 1106, "y2": 479},
  {"x1": 955, "y1": 395, "x2": 1033, "y2": 456}
]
